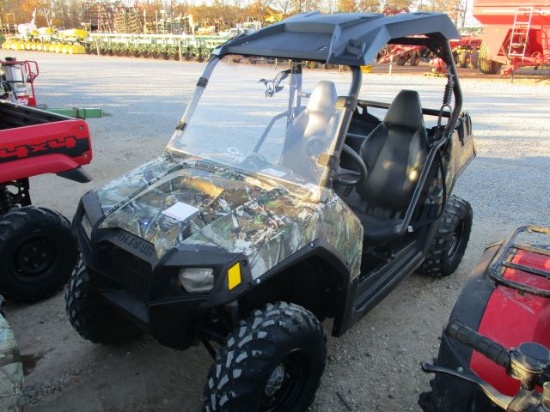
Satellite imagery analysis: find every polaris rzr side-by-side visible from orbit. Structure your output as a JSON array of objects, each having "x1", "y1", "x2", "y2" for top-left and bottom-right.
[{"x1": 66, "y1": 12, "x2": 475, "y2": 411}]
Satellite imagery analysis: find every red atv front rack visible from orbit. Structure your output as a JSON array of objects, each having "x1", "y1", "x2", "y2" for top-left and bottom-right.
[{"x1": 489, "y1": 225, "x2": 550, "y2": 297}]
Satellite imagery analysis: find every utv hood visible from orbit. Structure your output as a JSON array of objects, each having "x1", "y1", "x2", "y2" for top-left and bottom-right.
[
  {"x1": 96, "y1": 155, "x2": 363, "y2": 280},
  {"x1": 97, "y1": 156, "x2": 270, "y2": 253}
]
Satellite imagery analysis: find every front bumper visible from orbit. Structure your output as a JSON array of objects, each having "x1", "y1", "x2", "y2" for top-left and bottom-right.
[{"x1": 72, "y1": 191, "x2": 251, "y2": 349}]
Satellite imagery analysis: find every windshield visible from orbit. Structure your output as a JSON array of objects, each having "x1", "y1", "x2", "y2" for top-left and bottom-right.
[{"x1": 167, "y1": 56, "x2": 352, "y2": 188}]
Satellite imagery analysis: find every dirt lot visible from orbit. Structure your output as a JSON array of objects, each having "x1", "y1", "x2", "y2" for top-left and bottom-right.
[{"x1": 5, "y1": 51, "x2": 550, "y2": 411}]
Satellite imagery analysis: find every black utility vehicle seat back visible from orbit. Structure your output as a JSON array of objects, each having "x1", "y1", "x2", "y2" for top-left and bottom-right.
[
  {"x1": 356, "y1": 90, "x2": 428, "y2": 242},
  {"x1": 282, "y1": 81, "x2": 337, "y2": 178}
]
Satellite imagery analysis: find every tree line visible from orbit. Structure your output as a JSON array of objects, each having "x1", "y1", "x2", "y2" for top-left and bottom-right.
[{"x1": 1, "y1": 0, "x2": 466, "y2": 34}]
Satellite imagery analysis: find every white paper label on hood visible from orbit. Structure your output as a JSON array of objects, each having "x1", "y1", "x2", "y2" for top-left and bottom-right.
[{"x1": 162, "y1": 202, "x2": 199, "y2": 221}]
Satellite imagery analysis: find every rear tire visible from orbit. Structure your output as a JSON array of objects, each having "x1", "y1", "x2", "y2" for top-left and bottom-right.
[
  {"x1": 0, "y1": 206, "x2": 78, "y2": 301},
  {"x1": 396, "y1": 54, "x2": 407, "y2": 66},
  {"x1": 420, "y1": 196, "x2": 473, "y2": 277},
  {"x1": 478, "y1": 42, "x2": 502, "y2": 74},
  {"x1": 409, "y1": 51, "x2": 420, "y2": 66},
  {"x1": 203, "y1": 302, "x2": 326, "y2": 412},
  {"x1": 458, "y1": 51, "x2": 470, "y2": 68},
  {"x1": 66, "y1": 259, "x2": 142, "y2": 344}
]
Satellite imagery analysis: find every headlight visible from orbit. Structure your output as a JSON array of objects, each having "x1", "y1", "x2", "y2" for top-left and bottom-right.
[
  {"x1": 81, "y1": 213, "x2": 93, "y2": 238},
  {"x1": 178, "y1": 268, "x2": 214, "y2": 293}
]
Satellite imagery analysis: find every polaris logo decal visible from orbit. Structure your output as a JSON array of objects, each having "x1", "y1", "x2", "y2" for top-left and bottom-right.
[{"x1": 114, "y1": 231, "x2": 156, "y2": 258}]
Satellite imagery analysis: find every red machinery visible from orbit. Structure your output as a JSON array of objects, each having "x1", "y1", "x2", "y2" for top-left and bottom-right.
[
  {"x1": 0, "y1": 57, "x2": 39, "y2": 107},
  {"x1": 378, "y1": 36, "x2": 482, "y2": 71},
  {"x1": 473, "y1": 0, "x2": 550, "y2": 74},
  {"x1": 378, "y1": 45, "x2": 422, "y2": 66},
  {"x1": 0, "y1": 57, "x2": 105, "y2": 118},
  {"x1": 0, "y1": 57, "x2": 93, "y2": 302},
  {"x1": 0, "y1": 56, "x2": 92, "y2": 186}
]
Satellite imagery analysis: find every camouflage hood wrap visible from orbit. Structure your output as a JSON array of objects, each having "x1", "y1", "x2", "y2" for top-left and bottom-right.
[{"x1": 97, "y1": 154, "x2": 363, "y2": 279}]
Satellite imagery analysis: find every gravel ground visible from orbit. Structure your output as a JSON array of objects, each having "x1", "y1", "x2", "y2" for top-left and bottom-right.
[{"x1": 4, "y1": 51, "x2": 550, "y2": 412}]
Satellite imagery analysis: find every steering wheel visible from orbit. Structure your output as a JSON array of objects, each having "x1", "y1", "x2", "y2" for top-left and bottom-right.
[
  {"x1": 305, "y1": 135, "x2": 328, "y2": 160},
  {"x1": 334, "y1": 144, "x2": 367, "y2": 186},
  {"x1": 241, "y1": 152, "x2": 269, "y2": 170}
]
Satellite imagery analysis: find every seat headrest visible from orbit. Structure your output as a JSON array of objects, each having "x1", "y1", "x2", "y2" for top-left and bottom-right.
[
  {"x1": 307, "y1": 81, "x2": 337, "y2": 114},
  {"x1": 384, "y1": 90, "x2": 424, "y2": 130}
]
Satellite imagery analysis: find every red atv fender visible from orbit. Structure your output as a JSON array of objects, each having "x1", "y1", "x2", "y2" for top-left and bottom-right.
[
  {"x1": 0, "y1": 101, "x2": 92, "y2": 183},
  {"x1": 471, "y1": 226, "x2": 550, "y2": 396}
]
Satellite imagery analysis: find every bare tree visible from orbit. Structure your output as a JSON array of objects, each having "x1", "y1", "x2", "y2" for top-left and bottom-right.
[
  {"x1": 428, "y1": 0, "x2": 464, "y2": 27},
  {"x1": 382, "y1": 0, "x2": 412, "y2": 14},
  {"x1": 268, "y1": 0, "x2": 292, "y2": 15},
  {"x1": 356, "y1": 0, "x2": 381, "y2": 12}
]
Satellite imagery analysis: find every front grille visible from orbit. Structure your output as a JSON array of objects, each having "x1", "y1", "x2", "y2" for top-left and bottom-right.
[{"x1": 103, "y1": 244, "x2": 153, "y2": 300}]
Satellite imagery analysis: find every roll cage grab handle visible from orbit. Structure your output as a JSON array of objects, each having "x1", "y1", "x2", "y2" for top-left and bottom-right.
[
  {"x1": 436, "y1": 36, "x2": 463, "y2": 137},
  {"x1": 399, "y1": 39, "x2": 462, "y2": 235}
]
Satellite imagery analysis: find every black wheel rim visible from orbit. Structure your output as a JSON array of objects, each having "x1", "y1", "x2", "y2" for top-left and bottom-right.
[
  {"x1": 448, "y1": 218, "x2": 466, "y2": 259},
  {"x1": 13, "y1": 235, "x2": 56, "y2": 282},
  {"x1": 260, "y1": 349, "x2": 309, "y2": 411}
]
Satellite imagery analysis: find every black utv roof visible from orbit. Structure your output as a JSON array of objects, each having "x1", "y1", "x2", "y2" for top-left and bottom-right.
[{"x1": 214, "y1": 12, "x2": 460, "y2": 66}]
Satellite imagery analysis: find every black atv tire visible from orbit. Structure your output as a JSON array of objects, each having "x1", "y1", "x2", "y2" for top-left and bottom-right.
[
  {"x1": 66, "y1": 259, "x2": 142, "y2": 344},
  {"x1": 409, "y1": 51, "x2": 420, "y2": 66},
  {"x1": 0, "y1": 206, "x2": 78, "y2": 301},
  {"x1": 203, "y1": 302, "x2": 326, "y2": 412},
  {"x1": 419, "y1": 196, "x2": 473, "y2": 278},
  {"x1": 396, "y1": 55, "x2": 407, "y2": 66},
  {"x1": 478, "y1": 42, "x2": 502, "y2": 75},
  {"x1": 458, "y1": 51, "x2": 470, "y2": 68}
]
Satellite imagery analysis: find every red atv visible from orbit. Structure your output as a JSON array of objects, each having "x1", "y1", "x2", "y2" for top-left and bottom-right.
[
  {"x1": 0, "y1": 57, "x2": 93, "y2": 301},
  {"x1": 420, "y1": 225, "x2": 550, "y2": 411}
]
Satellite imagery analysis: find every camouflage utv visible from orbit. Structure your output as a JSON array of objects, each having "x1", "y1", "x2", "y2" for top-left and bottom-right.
[{"x1": 66, "y1": 12, "x2": 476, "y2": 412}]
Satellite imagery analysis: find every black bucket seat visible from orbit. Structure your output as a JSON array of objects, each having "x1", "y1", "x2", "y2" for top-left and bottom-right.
[{"x1": 356, "y1": 89, "x2": 428, "y2": 243}]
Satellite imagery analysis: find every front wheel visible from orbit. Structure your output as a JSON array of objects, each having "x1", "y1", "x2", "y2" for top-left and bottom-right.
[
  {"x1": 203, "y1": 302, "x2": 326, "y2": 412},
  {"x1": 0, "y1": 206, "x2": 78, "y2": 301},
  {"x1": 419, "y1": 196, "x2": 473, "y2": 278},
  {"x1": 66, "y1": 259, "x2": 142, "y2": 344}
]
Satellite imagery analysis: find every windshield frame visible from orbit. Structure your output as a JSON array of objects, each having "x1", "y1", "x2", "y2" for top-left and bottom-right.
[{"x1": 166, "y1": 55, "x2": 362, "y2": 193}]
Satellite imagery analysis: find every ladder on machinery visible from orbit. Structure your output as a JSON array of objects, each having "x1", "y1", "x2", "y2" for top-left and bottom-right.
[{"x1": 508, "y1": 7, "x2": 534, "y2": 60}]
